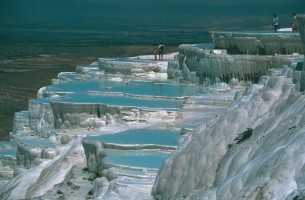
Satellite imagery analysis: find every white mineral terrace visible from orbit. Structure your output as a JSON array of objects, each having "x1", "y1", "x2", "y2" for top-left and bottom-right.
[
  {"x1": 0, "y1": 15, "x2": 305, "y2": 200},
  {"x1": 0, "y1": 51, "x2": 237, "y2": 199}
]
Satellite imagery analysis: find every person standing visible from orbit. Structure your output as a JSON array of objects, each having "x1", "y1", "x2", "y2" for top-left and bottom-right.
[
  {"x1": 292, "y1": 12, "x2": 298, "y2": 32},
  {"x1": 158, "y1": 43, "x2": 164, "y2": 60},
  {"x1": 272, "y1": 14, "x2": 280, "y2": 32},
  {"x1": 153, "y1": 45, "x2": 158, "y2": 61}
]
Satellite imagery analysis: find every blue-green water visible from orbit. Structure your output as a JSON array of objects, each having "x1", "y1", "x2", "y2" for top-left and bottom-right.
[
  {"x1": 0, "y1": 148, "x2": 16, "y2": 157},
  {"x1": 34, "y1": 93, "x2": 183, "y2": 110},
  {"x1": 45, "y1": 79, "x2": 208, "y2": 97},
  {"x1": 0, "y1": 141, "x2": 11, "y2": 147},
  {"x1": 0, "y1": 141, "x2": 16, "y2": 157},
  {"x1": 87, "y1": 129, "x2": 180, "y2": 146},
  {"x1": 33, "y1": 78, "x2": 209, "y2": 110},
  {"x1": 104, "y1": 150, "x2": 170, "y2": 169}
]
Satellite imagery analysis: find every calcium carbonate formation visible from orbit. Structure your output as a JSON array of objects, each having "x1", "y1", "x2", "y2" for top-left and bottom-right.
[{"x1": 0, "y1": 15, "x2": 305, "y2": 200}]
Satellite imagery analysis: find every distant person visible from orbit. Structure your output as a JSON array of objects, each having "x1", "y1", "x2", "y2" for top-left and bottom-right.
[
  {"x1": 153, "y1": 45, "x2": 158, "y2": 61},
  {"x1": 158, "y1": 43, "x2": 164, "y2": 60},
  {"x1": 272, "y1": 14, "x2": 280, "y2": 32},
  {"x1": 292, "y1": 13, "x2": 298, "y2": 32}
]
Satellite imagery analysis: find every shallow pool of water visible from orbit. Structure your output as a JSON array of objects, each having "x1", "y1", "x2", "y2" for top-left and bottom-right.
[
  {"x1": 86, "y1": 129, "x2": 180, "y2": 146},
  {"x1": 104, "y1": 150, "x2": 170, "y2": 169},
  {"x1": 45, "y1": 79, "x2": 208, "y2": 97},
  {"x1": 34, "y1": 93, "x2": 183, "y2": 110},
  {"x1": 0, "y1": 141, "x2": 16, "y2": 157},
  {"x1": 0, "y1": 148, "x2": 16, "y2": 157}
]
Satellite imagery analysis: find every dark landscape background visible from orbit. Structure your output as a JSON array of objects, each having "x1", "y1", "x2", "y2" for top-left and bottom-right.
[{"x1": 0, "y1": 0, "x2": 304, "y2": 139}]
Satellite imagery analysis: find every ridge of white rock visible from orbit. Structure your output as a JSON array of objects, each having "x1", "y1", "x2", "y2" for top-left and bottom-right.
[
  {"x1": 168, "y1": 44, "x2": 303, "y2": 84},
  {"x1": 151, "y1": 15, "x2": 305, "y2": 200},
  {"x1": 210, "y1": 30, "x2": 303, "y2": 55},
  {"x1": 0, "y1": 139, "x2": 84, "y2": 200}
]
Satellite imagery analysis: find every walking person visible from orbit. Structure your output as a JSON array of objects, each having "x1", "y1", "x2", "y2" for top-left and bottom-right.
[
  {"x1": 292, "y1": 12, "x2": 298, "y2": 32},
  {"x1": 272, "y1": 14, "x2": 280, "y2": 32}
]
